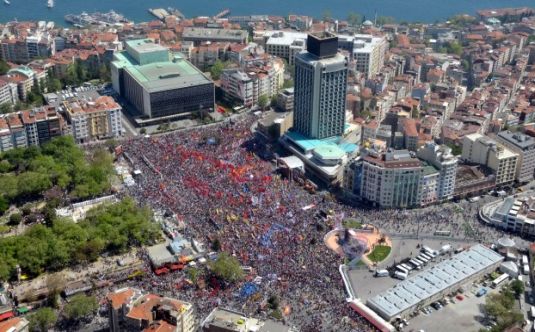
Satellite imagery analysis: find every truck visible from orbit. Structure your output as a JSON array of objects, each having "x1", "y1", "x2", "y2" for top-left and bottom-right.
[
  {"x1": 440, "y1": 244, "x2": 452, "y2": 255},
  {"x1": 375, "y1": 269, "x2": 389, "y2": 277}
]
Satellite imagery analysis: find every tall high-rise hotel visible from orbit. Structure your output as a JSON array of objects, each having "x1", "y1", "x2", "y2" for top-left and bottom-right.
[{"x1": 293, "y1": 32, "x2": 348, "y2": 139}]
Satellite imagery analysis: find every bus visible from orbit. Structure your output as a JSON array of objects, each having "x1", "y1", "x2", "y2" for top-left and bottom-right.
[
  {"x1": 530, "y1": 306, "x2": 535, "y2": 319},
  {"x1": 409, "y1": 259, "x2": 422, "y2": 270},
  {"x1": 522, "y1": 255, "x2": 529, "y2": 266},
  {"x1": 401, "y1": 263, "x2": 413, "y2": 272},
  {"x1": 414, "y1": 258, "x2": 425, "y2": 266},
  {"x1": 421, "y1": 252, "x2": 433, "y2": 261},
  {"x1": 418, "y1": 255, "x2": 430, "y2": 264},
  {"x1": 491, "y1": 273, "x2": 509, "y2": 288},
  {"x1": 396, "y1": 265, "x2": 409, "y2": 274},
  {"x1": 422, "y1": 246, "x2": 437, "y2": 257}
]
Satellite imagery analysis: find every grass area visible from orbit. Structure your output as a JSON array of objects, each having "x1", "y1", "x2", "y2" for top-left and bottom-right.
[
  {"x1": 343, "y1": 218, "x2": 362, "y2": 229},
  {"x1": 367, "y1": 245, "x2": 392, "y2": 263}
]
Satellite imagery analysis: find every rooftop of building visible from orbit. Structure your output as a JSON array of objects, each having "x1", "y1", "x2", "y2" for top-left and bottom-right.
[
  {"x1": 497, "y1": 130, "x2": 535, "y2": 149},
  {"x1": 313, "y1": 144, "x2": 346, "y2": 160},
  {"x1": 296, "y1": 50, "x2": 346, "y2": 65},
  {"x1": 0, "y1": 317, "x2": 29, "y2": 332},
  {"x1": 494, "y1": 195, "x2": 535, "y2": 222},
  {"x1": 125, "y1": 39, "x2": 168, "y2": 54},
  {"x1": 107, "y1": 287, "x2": 137, "y2": 310},
  {"x1": 127, "y1": 293, "x2": 190, "y2": 321},
  {"x1": 64, "y1": 95, "x2": 120, "y2": 115},
  {"x1": 182, "y1": 27, "x2": 248, "y2": 39},
  {"x1": 367, "y1": 244, "x2": 503, "y2": 320},
  {"x1": 118, "y1": 52, "x2": 212, "y2": 93},
  {"x1": 284, "y1": 130, "x2": 357, "y2": 154},
  {"x1": 202, "y1": 308, "x2": 295, "y2": 332}
]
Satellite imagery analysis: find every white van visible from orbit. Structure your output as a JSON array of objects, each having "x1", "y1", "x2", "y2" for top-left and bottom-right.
[
  {"x1": 394, "y1": 271, "x2": 408, "y2": 280},
  {"x1": 375, "y1": 269, "x2": 389, "y2": 277}
]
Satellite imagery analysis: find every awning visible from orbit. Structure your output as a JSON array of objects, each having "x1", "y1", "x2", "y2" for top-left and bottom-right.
[
  {"x1": 0, "y1": 311, "x2": 14, "y2": 321},
  {"x1": 16, "y1": 307, "x2": 29, "y2": 314}
]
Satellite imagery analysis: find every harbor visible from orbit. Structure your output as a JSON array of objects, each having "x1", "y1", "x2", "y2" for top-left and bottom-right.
[
  {"x1": 64, "y1": 10, "x2": 130, "y2": 27},
  {"x1": 148, "y1": 7, "x2": 229, "y2": 22}
]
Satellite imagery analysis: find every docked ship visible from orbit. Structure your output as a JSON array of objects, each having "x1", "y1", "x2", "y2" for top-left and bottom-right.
[{"x1": 64, "y1": 10, "x2": 130, "y2": 26}]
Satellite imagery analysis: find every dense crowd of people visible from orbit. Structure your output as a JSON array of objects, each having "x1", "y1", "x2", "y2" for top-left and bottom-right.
[
  {"x1": 118, "y1": 115, "x2": 373, "y2": 330},
  {"x1": 114, "y1": 114, "x2": 519, "y2": 331}
]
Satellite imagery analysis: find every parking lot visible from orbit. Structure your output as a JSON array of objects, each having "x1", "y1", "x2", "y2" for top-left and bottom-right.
[
  {"x1": 347, "y1": 238, "x2": 477, "y2": 301},
  {"x1": 408, "y1": 287, "x2": 489, "y2": 332}
]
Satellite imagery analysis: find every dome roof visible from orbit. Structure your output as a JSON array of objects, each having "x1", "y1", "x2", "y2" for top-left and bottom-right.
[
  {"x1": 362, "y1": 20, "x2": 373, "y2": 26},
  {"x1": 497, "y1": 237, "x2": 515, "y2": 248}
]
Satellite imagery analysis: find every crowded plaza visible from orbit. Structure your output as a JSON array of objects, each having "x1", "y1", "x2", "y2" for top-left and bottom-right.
[{"x1": 115, "y1": 114, "x2": 519, "y2": 331}]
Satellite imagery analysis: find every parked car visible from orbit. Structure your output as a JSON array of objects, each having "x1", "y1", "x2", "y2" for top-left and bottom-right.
[{"x1": 476, "y1": 288, "x2": 487, "y2": 297}]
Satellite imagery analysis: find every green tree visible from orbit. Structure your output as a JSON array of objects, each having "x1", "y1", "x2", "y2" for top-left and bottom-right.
[
  {"x1": 209, "y1": 252, "x2": 244, "y2": 283},
  {"x1": 0, "y1": 196, "x2": 8, "y2": 215},
  {"x1": 268, "y1": 294, "x2": 280, "y2": 310},
  {"x1": 0, "y1": 103, "x2": 12, "y2": 114},
  {"x1": 64, "y1": 294, "x2": 98, "y2": 320},
  {"x1": 210, "y1": 60, "x2": 225, "y2": 80},
  {"x1": 46, "y1": 77, "x2": 62, "y2": 93},
  {"x1": 29, "y1": 307, "x2": 57, "y2": 332},
  {"x1": 0, "y1": 60, "x2": 9, "y2": 75},
  {"x1": 99, "y1": 64, "x2": 111, "y2": 83},
  {"x1": 187, "y1": 267, "x2": 202, "y2": 284},
  {"x1": 258, "y1": 94, "x2": 270, "y2": 110},
  {"x1": 8, "y1": 213, "x2": 22, "y2": 225},
  {"x1": 282, "y1": 79, "x2": 294, "y2": 89},
  {"x1": 510, "y1": 279, "x2": 525, "y2": 298},
  {"x1": 211, "y1": 238, "x2": 221, "y2": 251}
]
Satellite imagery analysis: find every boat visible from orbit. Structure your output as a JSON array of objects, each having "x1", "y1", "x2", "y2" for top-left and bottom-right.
[
  {"x1": 4, "y1": 0, "x2": 10, "y2": 5},
  {"x1": 64, "y1": 10, "x2": 130, "y2": 26},
  {"x1": 47, "y1": 0, "x2": 54, "y2": 8}
]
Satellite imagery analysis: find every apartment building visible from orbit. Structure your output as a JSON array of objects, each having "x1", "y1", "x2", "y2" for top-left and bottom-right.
[
  {"x1": 496, "y1": 131, "x2": 535, "y2": 183},
  {"x1": 357, "y1": 149, "x2": 423, "y2": 208},
  {"x1": 462, "y1": 133, "x2": 518, "y2": 185},
  {"x1": 417, "y1": 142, "x2": 458, "y2": 201},
  {"x1": 0, "y1": 33, "x2": 55, "y2": 63},
  {"x1": 20, "y1": 107, "x2": 63, "y2": 146},
  {"x1": 107, "y1": 288, "x2": 195, "y2": 332},
  {"x1": 220, "y1": 58, "x2": 284, "y2": 108},
  {"x1": 0, "y1": 78, "x2": 18, "y2": 107},
  {"x1": 62, "y1": 94, "x2": 123, "y2": 143}
]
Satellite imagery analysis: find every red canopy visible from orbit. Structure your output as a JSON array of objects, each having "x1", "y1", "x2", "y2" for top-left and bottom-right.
[{"x1": 0, "y1": 311, "x2": 14, "y2": 321}]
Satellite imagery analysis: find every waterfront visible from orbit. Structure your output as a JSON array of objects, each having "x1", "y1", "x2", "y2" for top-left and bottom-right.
[{"x1": 1, "y1": 0, "x2": 535, "y2": 24}]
